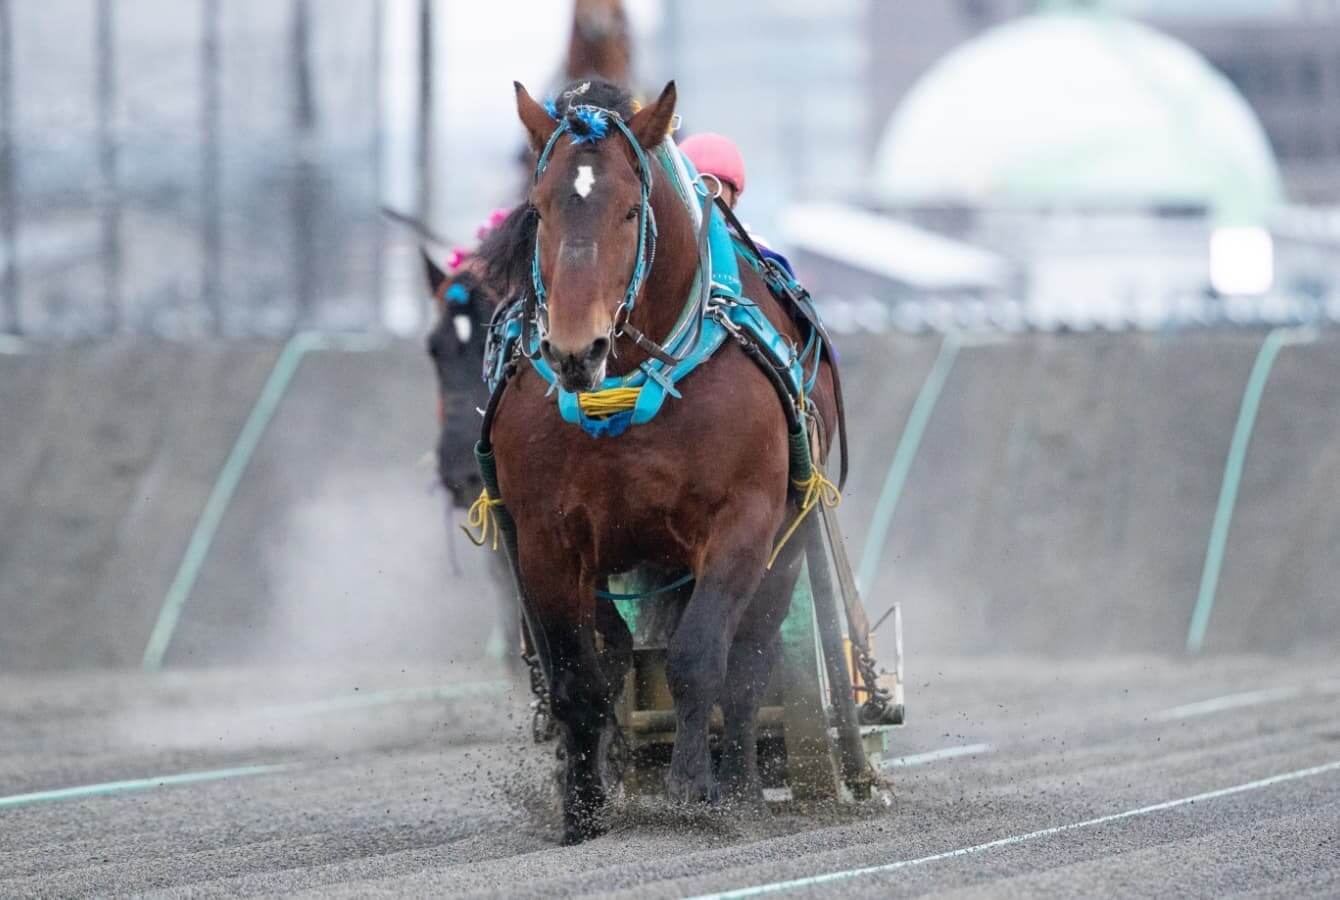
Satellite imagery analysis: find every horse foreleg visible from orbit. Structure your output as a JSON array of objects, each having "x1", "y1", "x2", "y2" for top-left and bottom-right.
[
  {"x1": 520, "y1": 545, "x2": 618, "y2": 843},
  {"x1": 594, "y1": 595, "x2": 633, "y2": 692},
  {"x1": 665, "y1": 510, "x2": 772, "y2": 804},
  {"x1": 718, "y1": 547, "x2": 800, "y2": 806},
  {"x1": 538, "y1": 613, "x2": 621, "y2": 844}
]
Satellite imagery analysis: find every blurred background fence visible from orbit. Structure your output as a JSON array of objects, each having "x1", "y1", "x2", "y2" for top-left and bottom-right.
[
  {"x1": 0, "y1": 0, "x2": 384, "y2": 338},
  {"x1": 4, "y1": 0, "x2": 1340, "y2": 339}
]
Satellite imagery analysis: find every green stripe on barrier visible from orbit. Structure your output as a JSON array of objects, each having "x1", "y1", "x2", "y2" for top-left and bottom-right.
[
  {"x1": 141, "y1": 332, "x2": 383, "y2": 671},
  {"x1": 1186, "y1": 327, "x2": 1316, "y2": 654},
  {"x1": 856, "y1": 333, "x2": 962, "y2": 598}
]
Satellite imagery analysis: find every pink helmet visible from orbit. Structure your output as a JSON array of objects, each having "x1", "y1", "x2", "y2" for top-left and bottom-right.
[{"x1": 678, "y1": 133, "x2": 746, "y2": 196}]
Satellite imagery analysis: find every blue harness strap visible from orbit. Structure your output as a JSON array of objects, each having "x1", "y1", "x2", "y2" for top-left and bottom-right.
[{"x1": 487, "y1": 117, "x2": 816, "y2": 439}]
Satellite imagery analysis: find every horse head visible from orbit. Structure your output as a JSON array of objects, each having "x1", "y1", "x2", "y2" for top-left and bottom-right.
[
  {"x1": 424, "y1": 252, "x2": 493, "y2": 507},
  {"x1": 514, "y1": 79, "x2": 678, "y2": 394}
]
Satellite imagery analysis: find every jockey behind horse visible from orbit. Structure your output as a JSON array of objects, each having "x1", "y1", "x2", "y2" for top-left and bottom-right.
[{"x1": 677, "y1": 132, "x2": 795, "y2": 276}]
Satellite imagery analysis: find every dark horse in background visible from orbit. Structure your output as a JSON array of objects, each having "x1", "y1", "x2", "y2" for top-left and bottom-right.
[
  {"x1": 478, "y1": 78, "x2": 841, "y2": 843},
  {"x1": 564, "y1": 0, "x2": 632, "y2": 86},
  {"x1": 422, "y1": 255, "x2": 526, "y2": 670}
]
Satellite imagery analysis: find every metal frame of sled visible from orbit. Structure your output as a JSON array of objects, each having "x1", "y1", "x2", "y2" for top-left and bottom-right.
[{"x1": 609, "y1": 505, "x2": 905, "y2": 802}]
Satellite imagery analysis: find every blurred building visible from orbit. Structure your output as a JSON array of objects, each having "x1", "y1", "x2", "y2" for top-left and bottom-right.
[
  {"x1": 1, "y1": 0, "x2": 385, "y2": 338},
  {"x1": 661, "y1": 0, "x2": 868, "y2": 233},
  {"x1": 784, "y1": 8, "x2": 1340, "y2": 332},
  {"x1": 869, "y1": 0, "x2": 1340, "y2": 205}
]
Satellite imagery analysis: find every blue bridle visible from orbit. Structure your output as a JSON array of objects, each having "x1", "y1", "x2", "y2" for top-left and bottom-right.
[{"x1": 529, "y1": 105, "x2": 658, "y2": 333}]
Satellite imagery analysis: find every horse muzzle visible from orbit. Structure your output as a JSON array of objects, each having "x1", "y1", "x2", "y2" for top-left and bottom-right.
[{"x1": 541, "y1": 336, "x2": 610, "y2": 394}]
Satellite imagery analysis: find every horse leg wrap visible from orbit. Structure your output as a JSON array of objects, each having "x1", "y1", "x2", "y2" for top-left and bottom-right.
[{"x1": 788, "y1": 424, "x2": 814, "y2": 488}]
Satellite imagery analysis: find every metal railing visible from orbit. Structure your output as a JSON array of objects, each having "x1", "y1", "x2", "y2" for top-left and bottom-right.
[{"x1": 0, "y1": 0, "x2": 391, "y2": 338}]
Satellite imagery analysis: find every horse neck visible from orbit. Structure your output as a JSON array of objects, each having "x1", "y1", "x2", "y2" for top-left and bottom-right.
[
  {"x1": 610, "y1": 166, "x2": 697, "y2": 376},
  {"x1": 565, "y1": 42, "x2": 630, "y2": 85},
  {"x1": 565, "y1": 2, "x2": 630, "y2": 83}
]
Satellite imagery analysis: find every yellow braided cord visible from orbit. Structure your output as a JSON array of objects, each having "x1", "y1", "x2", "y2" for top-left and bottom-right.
[
  {"x1": 766, "y1": 470, "x2": 842, "y2": 569},
  {"x1": 577, "y1": 386, "x2": 641, "y2": 418},
  {"x1": 461, "y1": 488, "x2": 504, "y2": 551}
]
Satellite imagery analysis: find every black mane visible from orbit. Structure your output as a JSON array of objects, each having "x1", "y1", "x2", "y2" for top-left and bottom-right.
[
  {"x1": 555, "y1": 77, "x2": 635, "y2": 119},
  {"x1": 477, "y1": 203, "x2": 538, "y2": 300},
  {"x1": 476, "y1": 78, "x2": 635, "y2": 299}
]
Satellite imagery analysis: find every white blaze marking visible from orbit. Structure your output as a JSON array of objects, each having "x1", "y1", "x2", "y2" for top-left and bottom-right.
[
  {"x1": 453, "y1": 316, "x2": 472, "y2": 344},
  {"x1": 574, "y1": 165, "x2": 595, "y2": 198}
]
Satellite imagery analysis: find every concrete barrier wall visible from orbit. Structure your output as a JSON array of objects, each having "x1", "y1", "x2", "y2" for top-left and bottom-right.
[
  {"x1": 839, "y1": 331, "x2": 1340, "y2": 658},
  {"x1": 0, "y1": 343, "x2": 279, "y2": 669},
  {"x1": 1, "y1": 332, "x2": 1336, "y2": 670}
]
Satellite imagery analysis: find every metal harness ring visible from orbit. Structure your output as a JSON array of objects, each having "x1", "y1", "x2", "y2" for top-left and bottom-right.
[{"x1": 694, "y1": 172, "x2": 724, "y2": 200}]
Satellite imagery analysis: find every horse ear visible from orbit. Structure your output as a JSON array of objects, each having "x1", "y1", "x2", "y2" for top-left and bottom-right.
[
  {"x1": 629, "y1": 81, "x2": 676, "y2": 149},
  {"x1": 422, "y1": 248, "x2": 448, "y2": 303},
  {"x1": 515, "y1": 81, "x2": 557, "y2": 152}
]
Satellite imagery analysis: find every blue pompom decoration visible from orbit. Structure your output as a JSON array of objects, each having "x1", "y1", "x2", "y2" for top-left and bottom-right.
[{"x1": 567, "y1": 106, "x2": 609, "y2": 145}]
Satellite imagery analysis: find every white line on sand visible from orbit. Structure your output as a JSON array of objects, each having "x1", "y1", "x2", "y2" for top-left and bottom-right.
[
  {"x1": 253, "y1": 680, "x2": 511, "y2": 719},
  {"x1": 0, "y1": 764, "x2": 290, "y2": 810},
  {"x1": 1153, "y1": 680, "x2": 1340, "y2": 721},
  {"x1": 689, "y1": 758, "x2": 1340, "y2": 899},
  {"x1": 883, "y1": 743, "x2": 993, "y2": 768}
]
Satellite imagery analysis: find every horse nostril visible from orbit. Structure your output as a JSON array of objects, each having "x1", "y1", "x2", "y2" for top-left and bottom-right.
[{"x1": 588, "y1": 337, "x2": 610, "y2": 361}]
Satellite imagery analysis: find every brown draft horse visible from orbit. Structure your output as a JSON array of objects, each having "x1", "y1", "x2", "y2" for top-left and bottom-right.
[
  {"x1": 481, "y1": 78, "x2": 839, "y2": 843},
  {"x1": 565, "y1": 0, "x2": 632, "y2": 85}
]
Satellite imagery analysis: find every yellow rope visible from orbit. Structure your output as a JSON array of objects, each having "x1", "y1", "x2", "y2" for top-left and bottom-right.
[
  {"x1": 577, "y1": 386, "x2": 641, "y2": 418},
  {"x1": 461, "y1": 488, "x2": 504, "y2": 551},
  {"x1": 766, "y1": 470, "x2": 842, "y2": 569}
]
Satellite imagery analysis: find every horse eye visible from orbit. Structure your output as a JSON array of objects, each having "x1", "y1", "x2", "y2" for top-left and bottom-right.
[{"x1": 624, "y1": 206, "x2": 638, "y2": 221}]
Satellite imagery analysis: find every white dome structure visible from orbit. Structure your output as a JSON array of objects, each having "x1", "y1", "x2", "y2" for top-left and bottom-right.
[{"x1": 872, "y1": 12, "x2": 1283, "y2": 225}]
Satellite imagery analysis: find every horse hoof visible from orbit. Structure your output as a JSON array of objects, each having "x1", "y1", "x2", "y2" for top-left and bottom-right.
[
  {"x1": 721, "y1": 780, "x2": 766, "y2": 811},
  {"x1": 665, "y1": 770, "x2": 719, "y2": 805},
  {"x1": 561, "y1": 817, "x2": 606, "y2": 845}
]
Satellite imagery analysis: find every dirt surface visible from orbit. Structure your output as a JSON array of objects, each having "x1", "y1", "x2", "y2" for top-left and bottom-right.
[{"x1": 2, "y1": 655, "x2": 1338, "y2": 897}]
